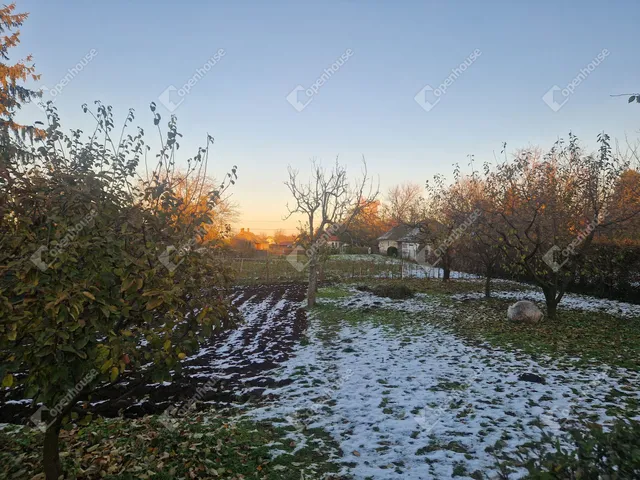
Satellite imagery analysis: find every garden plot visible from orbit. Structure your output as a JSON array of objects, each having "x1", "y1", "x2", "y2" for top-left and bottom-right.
[
  {"x1": 249, "y1": 289, "x2": 640, "y2": 479},
  {"x1": 0, "y1": 283, "x2": 309, "y2": 424}
]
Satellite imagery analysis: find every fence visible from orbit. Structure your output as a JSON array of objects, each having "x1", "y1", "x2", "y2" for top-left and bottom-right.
[{"x1": 226, "y1": 254, "x2": 479, "y2": 284}]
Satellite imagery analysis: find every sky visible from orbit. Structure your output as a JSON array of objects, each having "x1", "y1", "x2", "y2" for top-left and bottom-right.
[{"x1": 13, "y1": 0, "x2": 640, "y2": 234}]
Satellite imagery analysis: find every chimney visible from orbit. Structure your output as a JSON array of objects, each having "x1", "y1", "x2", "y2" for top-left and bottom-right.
[
  {"x1": 247, "y1": 228, "x2": 250, "y2": 232},
  {"x1": 240, "y1": 228, "x2": 244, "y2": 233}
]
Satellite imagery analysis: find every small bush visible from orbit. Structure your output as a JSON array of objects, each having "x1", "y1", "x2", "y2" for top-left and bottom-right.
[
  {"x1": 371, "y1": 284, "x2": 413, "y2": 299},
  {"x1": 343, "y1": 246, "x2": 371, "y2": 255},
  {"x1": 512, "y1": 419, "x2": 640, "y2": 479}
]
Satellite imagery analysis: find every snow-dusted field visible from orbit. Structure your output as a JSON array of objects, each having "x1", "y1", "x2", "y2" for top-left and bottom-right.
[
  {"x1": 454, "y1": 289, "x2": 640, "y2": 318},
  {"x1": 248, "y1": 289, "x2": 640, "y2": 479}
]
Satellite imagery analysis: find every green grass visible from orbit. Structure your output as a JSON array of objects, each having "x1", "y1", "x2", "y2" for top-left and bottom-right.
[
  {"x1": 0, "y1": 411, "x2": 343, "y2": 480},
  {"x1": 317, "y1": 286, "x2": 353, "y2": 299},
  {"x1": 317, "y1": 278, "x2": 640, "y2": 370},
  {"x1": 437, "y1": 296, "x2": 640, "y2": 370}
]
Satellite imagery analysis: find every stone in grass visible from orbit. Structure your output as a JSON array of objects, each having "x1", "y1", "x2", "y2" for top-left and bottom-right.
[
  {"x1": 507, "y1": 300, "x2": 543, "y2": 324},
  {"x1": 518, "y1": 372, "x2": 546, "y2": 384}
]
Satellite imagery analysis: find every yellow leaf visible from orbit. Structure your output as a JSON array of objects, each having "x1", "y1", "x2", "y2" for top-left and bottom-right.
[
  {"x1": 110, "y1": 366, "x2": 119, "y2": 383},
  {"x1": 163, "y1": 339, "x2": 171, "y2": 352},
  {"x1": 82, "y1": 291, "x2": 95, "y2": 301},
  {"x1": 100, "y1": 359, "x2": 113, "y2": 373},
  {"x1": 120, "y1": 278, "x2": 134, "y2": 293},
  {"x1": 146, "y1": 297, "x2": 164, "y2": 310},
  {"x1": 178, "y1": 353, "x2": 186, "y2": 360},
  {"x1": 7, "y1": 330, "x2": 16, "y2": 341},
  {"x1": 2, "y1": 374, "x2": 14, "y2": 388}
]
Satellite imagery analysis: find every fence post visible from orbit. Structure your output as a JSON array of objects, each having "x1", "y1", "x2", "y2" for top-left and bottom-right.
[{"x1": 266, "y1": 251, "x2": 270, "y2": 282}]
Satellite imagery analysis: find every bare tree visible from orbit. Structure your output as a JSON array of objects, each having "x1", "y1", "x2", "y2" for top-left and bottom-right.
[
  {"x1": 384, "y1": 182, "x2": 426, "y2": 225},
  {"x1": 285, "y1": 157, "x2": 378, "y2": 307}
]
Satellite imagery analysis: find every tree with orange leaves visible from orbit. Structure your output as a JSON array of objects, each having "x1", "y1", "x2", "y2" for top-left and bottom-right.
[
  {"x1": 167, "y1": 172, "x2": 239, "y2": 243},
  {"x1": 0, "y1": 3, "x2": 41, "y2": 141}
]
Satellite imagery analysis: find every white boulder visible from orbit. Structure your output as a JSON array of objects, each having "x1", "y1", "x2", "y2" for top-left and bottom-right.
[{"x1": 507, "y1": 300, "x2": 543, "y2": 324}]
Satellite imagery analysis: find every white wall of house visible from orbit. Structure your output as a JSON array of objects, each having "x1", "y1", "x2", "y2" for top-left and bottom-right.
[
  {"x1": 401, "y1": 242, "x2": 420, "y2": 260},
  {"x1": 378, "y1": 240, "x2": 398, "y2": 254}
]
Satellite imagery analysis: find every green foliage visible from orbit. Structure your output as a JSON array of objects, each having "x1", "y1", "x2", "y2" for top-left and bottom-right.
[
  {"x1": 510, "y1": 420, "x2": 640, "y2": 479},
  {"x1": 0, "y1": 101, "x2": 237, "y2": 430},
  {"x1": 370, "y1": 283, "x2": 414, "y2": 299},
  {"x1": 0, "y1": 413, "x2": 341, "y2": 479}
]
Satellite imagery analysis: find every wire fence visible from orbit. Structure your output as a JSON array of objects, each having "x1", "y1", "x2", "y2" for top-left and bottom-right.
[{"x1": 226, "y1": 254, "x2": 480, "y2": 284}]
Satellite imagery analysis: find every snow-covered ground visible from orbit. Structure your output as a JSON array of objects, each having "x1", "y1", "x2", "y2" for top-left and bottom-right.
[
  {"x1": 248, "y1": 290, "x2": 640, "y2": 479},
  {"x1": 330, "y1": 254, "x2": 403, "y2": 264},
  {"x1": 454, "y1": 289, "x2": 640, "y2": 318}
]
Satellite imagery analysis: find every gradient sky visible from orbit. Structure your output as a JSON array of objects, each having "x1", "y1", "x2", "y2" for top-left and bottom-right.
[{"x1": 13, "y1": 0, "x2": 640, "y2": 234}]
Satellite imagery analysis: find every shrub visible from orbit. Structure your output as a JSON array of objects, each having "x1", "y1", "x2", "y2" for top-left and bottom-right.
[
  {"x1": 507, "y1": 419, "x2": 640, "y2": 479},
  {"x1": 343, "y1": 245, "x2": 370, "y2": 255},
  {"x1": 371, "y1": 284, "x2": 413, "y2": 299},
  {"x1": 0, "y1": 102, "x2": 237, "y2": 479}
]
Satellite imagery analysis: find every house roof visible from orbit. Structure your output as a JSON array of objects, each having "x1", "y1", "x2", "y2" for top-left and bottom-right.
[
  {"x1": 377, "y1": 220, "x2": 443, "y2": 243},
  {"x1": 377, "y1": 224, "x2": 419, "y2": 242}
]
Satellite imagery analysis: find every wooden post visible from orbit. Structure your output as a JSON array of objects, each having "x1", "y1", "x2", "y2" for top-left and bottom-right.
[{"x1": 266, "y1": 250, "x2": 269, "y2": 282}]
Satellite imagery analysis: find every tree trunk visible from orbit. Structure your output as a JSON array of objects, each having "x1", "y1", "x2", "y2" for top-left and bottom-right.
[
  {"x1": 43, "y1": 422, "x2": 62, "y2": 480},
  {"x1": 442, "y1": 265, "x2": 450, "y2": 281},
  {"x1": 484, "y1": 273, "x2": 491, "y2": 298},
  {"x1": 318, "y1": 263, "x2": 324, "y2": 289},
  {"x1": 542, "y1": 286, "x2": 558, "y2": 319},
  {"x1": 307, "y1": 257, "x2": 317, "y2": 307},
  {"x1": 441, "y1": 251, "x2": 451, "y2": 282}
]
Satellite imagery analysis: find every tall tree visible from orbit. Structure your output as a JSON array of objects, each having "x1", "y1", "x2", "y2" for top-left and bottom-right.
[
  {"x1": 0, "y1": 3, "x2": 41, "y2": 141},
  {"x1": 342, "y1": 199, "x2": 388, "y2": 247},
  {"x1": 285, "y1": 158, "x2": 378, "y2": 306},
  {"x1": 481, "y1": 135, "x2": 640, "y2": 318},
  {"x1": 167, "y1": 172, "x2": 239, "y2": 243},
  {"x1": 384, "y1": 182, "x2": 426, "y2": 225}
]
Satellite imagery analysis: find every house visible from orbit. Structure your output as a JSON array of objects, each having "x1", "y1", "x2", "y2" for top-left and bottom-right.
[
  {"x1": 231, "y1": 228, "x2": 269, "y2": 251},
  {"x1": 269, "y1": 240, "x2": 295, "y2": 255},
  {"x1": 377, "y1": 224, "x2": 424, "y2": 260},
  {"x1": 326, "y1": 235, "x2": 345, "y2": 250}
]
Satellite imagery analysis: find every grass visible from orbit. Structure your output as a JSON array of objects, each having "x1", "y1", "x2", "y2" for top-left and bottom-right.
[
  {"x1": 323, "y1": 279, "x2": 640, "y2": 371},
  {"x1": 0, "y1": 411, "x2": 343, "y2": 480},
  {"x1": 440, "y1": 296, "x2": 640, "y2": 370}
]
